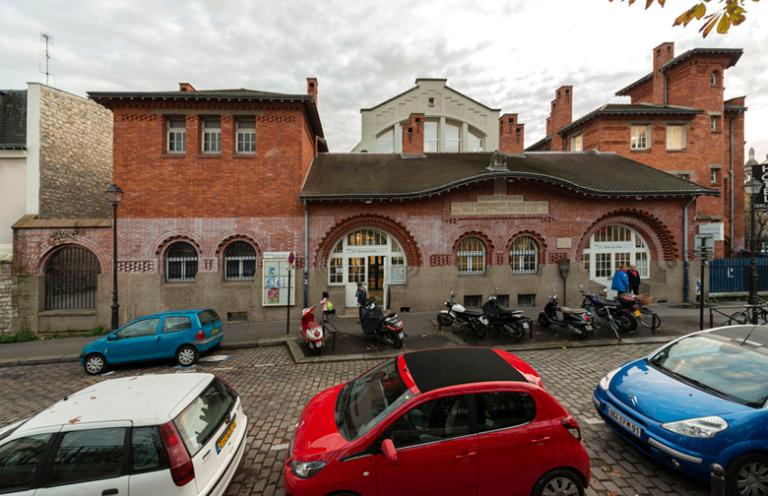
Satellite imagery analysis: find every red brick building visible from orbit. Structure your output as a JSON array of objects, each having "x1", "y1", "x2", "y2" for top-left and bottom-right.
[{"x1": 528, "y1": 43, "x2": 746, "y2": 257}]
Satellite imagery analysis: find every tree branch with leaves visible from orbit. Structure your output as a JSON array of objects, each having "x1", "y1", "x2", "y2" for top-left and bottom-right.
[{"x1": 609, "y1": 0, "x2": 761, "y2": 37}]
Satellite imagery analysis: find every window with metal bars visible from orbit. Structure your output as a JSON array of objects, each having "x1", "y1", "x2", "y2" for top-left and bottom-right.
[
  {"x1": 223, "y1": 241, "x2": 257, "y2": 281},
  {"x1": 44, "y1": 246, "x2": 99, "y2": 310},
  {"x1": 509, "y1": 236, "x2": 538, "y2": 274},
  {"x1": 166, "y1": 242, "x2": 198, "y2": 282},
  {"x1": 456, "y1": 237, "x2": 486, "y2": 275}
]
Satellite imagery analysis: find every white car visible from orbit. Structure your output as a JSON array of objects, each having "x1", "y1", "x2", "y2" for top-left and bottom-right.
[{"x1": 0, "y1": 373, "x2": 247, "y2": 496}]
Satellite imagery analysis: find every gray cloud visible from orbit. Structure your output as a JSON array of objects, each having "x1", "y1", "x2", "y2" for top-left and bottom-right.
[{"x1": 1, "y1": 0, "x2": 766, "y2": 156}]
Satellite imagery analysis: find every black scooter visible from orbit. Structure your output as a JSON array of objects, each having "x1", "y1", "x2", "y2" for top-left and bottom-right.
[
  {"x1": 436, "y1": 292, "x2": 486, "y2": 338},
  {"x1": 482, "y1": 295, "x2": 532, "y2": 341},
  {"x1": 538, "y1": 292, "x2": 594, "y2": 339},
  {"x1": 361, "y1": 297, "x2": 406, "y2": 349},
  {"x1": 580, "y1": 288, "x2": 631, "y2": 341}
]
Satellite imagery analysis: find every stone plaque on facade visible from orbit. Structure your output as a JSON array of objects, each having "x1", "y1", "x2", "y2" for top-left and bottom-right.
[
  {"x1": 556, "y1": 237, "x2": 572, "y2": 249},
  {"x1": 451, "y1": 195, "x2": 548, "y2": 217}
]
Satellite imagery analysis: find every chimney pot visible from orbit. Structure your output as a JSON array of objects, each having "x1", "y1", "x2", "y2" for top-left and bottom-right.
[
  {"x1": 402, "y1": 113, "x2": 425, "y2": 156},
  {"x1": 179, "y1": 82, "x2": 196, "y2": 92},
  {"x1": 499, "y1": 113, "x2": 524, "y2": 154},
  {"x1": 306, "y1": 77, "x2": 318, "y2": 105}
]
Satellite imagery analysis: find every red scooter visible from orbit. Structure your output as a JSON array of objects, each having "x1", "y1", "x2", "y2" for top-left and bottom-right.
[{"x1": 300, "y1": 306, "x2": 325, "y2": 354}]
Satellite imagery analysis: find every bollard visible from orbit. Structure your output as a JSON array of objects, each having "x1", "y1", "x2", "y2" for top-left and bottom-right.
[{"x1": 710, "y1": 463, "x2": 726, "y2": 496}]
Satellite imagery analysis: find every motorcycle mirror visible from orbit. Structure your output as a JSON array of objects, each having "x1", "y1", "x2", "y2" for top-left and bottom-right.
[{"x1": 382, "y1": 439, "x2": 398, "y2": 462}]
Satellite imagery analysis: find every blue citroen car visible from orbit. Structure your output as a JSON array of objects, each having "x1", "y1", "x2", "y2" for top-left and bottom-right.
[
  {"x1": 80, "y1": 308, "x2": 223, "y2": 374},
  {"x1": 593, "y1": 325, "x2": 768, "y2": 493}
]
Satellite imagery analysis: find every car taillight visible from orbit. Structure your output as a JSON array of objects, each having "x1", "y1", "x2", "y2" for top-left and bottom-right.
[
  {"x1": 583, "y1": 315, "x2": 591, "y2": 322},
  {"x1": 195, "y1": 330, "x2": 205, "y2": 340},
  {"x1": 159, "y1": 421, "x2": 194, "y2": 486},
  {"x1": 562, "y1": 417, "x2": 582, "y2": 442}
]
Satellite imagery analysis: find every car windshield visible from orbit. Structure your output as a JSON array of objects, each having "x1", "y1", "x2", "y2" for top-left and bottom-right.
[
  {"x1": 338, "y1": 359, "x2": 411, "y2": 440},
  {"x1": 649, "y1": 333, "x2": 768, "y2": 408}
]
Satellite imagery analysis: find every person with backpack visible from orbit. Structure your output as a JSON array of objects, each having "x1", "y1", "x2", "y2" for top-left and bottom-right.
[{"x1": 611, "y1": 264, "x2": 630, "y2": 296}]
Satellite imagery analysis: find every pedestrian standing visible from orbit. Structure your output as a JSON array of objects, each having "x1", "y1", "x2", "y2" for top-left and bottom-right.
[
  {"x1": 627, "y1": 264, "x2": 641, "y2": 295},
  {"x1": 355, "y1": 282, "x2": 367, "y2": 322},
  {"x1": 611, "y1": 264, "x2": 630, "y2": 296}
]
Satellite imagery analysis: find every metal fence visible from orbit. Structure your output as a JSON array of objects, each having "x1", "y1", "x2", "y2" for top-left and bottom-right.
[
  {"x1": 708, "y1": 257, "x2": 768, "y2": 294},
  {"x1": 44, "y1": 246, "x2": 99, "y2": 310}
]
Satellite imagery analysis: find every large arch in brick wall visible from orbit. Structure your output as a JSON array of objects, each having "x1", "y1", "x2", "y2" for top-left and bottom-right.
[
  {"x1": 576, "y1": 208, "x2": 678, "y2": 261},
  {"x1": 314, "y1": 214, "x2": 422, "y2": 267},
  {"x1": 37, "y1": 242, "x2": 107, "y2": 276}
]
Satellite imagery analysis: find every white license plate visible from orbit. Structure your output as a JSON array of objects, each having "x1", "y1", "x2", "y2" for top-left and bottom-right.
[
  {"x1": 522, "y1": 323, "x2": 530, "y2": 330},
  {"x1": 585, "y1": 325, "x2": 593, "y2": 331},
  {"x1": 608, "y1": 407, "x2": 642, "y2": 438},
  {"x1": 398, "y1": 332, "x2": 405, "y2": 339}
]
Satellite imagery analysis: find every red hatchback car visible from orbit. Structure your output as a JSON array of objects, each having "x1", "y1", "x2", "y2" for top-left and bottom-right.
[{"x1": 284, "y1": 347, "x2": 590, "y2": 496}]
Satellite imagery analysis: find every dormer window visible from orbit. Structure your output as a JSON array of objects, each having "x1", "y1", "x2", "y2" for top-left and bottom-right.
[{"x1": 570, "y1": 134, "x2": 583, "y2": 152}]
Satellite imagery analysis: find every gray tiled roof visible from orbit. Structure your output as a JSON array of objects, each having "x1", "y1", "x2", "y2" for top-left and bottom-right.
[
  {"x1": 558, "y1": 103, "x2": 701, "y2": 136},
  {"x1": 301, "y1": 151, "x2": 716, "y2": 200},
  {"x1": 0, "y1": 90, "x2": 27, "y2": 149}
]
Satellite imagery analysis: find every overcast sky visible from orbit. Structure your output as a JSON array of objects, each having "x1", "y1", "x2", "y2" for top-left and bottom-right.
[{"x1": 1, "y1": 0, "x2": 766, "y2": 158}]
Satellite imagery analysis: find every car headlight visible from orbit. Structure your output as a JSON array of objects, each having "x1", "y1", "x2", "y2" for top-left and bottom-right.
[
  {"x1": 291, "y1": 460, "x2": 326, "y2": 479},
  {"x1": 661, "y1": 416, "x2": 728, "y2": 438},
  {"x1": 599, "y1": 367, "x2": 621, "y2": 390}
]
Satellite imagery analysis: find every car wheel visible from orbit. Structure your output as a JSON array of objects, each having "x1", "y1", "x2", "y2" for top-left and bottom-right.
[
  {"x1": 533, "y1": 469, "x2": 584, "y2": 496},
  {"x1": 176, "y1": 345, "x2": 199, "y2": 367},
  {"x1": 727, "y1": 453, "x2": 768, "y2": 496},
  {"x1": 84, "y1": 353, "x2": 107, "y2": 375}
]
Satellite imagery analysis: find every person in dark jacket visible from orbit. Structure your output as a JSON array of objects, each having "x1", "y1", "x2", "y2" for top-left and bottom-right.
[
  {"x1": 355, "y1": 282, "x2": 367, "y2": 322},
  {"x1": 627, "y1": 265, "x2": 641, "y2": 295}
]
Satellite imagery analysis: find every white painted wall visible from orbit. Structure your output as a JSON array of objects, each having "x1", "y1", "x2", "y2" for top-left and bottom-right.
[
  {"x1": 0, "y1": 152, "x2": 26, "y2": 258},
  {"x1": 25, "y1": 83, "x2": 41, "y2": 216},
  {"x1": 352, "y1": 78, "x2": 500, "y2": 153}
]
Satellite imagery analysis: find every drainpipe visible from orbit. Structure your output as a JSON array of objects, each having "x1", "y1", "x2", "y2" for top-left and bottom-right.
[
  {"x1": 683, "y1": 196, "x2": 696, "y2": 303},
  {"x1": 303, "y1": 199, "x2": 309, "y2": 308},
  {"x1": 663, "y1": 72, "x2": 668, "y2": 106},
  {"x1": 728, "y1": 116, "x2": 735, "y2": 254}
]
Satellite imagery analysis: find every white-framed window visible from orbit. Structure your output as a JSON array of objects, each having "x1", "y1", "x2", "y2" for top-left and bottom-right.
[
  {"x1": 582, "y1": 225, "x2": 651, "y2": 281},
  {"x1": 570, "y1": 134, "x2": 583, "y2": 152},
  {"x1": 327, "y1": 229, "x2": 408, "y2": 286},
  {"x1": 443, "y1": 121, "x2": 461, "y2": 152},
  {"x1": 329, "y1": 257, "x2": 344, "y2": 284},
  {"x1": 347, "y1": 229, "x2": 387, "y2": 246},
  {"x1": 710, "y1": 116, "x2": 720, "y2": 133},
  {"x1": 236, "y1": 118, "x2": 256, "y2": 153},
  {"x1": 509, "y1": 236, "x2": 539, "y2": 274},
  {"x1": 630, "y1": 125, "x2": 650, "y2": 150},
  {"x1": 166, "y1": 117, "x2": 186, "y2": 153},
  {"x1": 390, "y1": 255, "x2": 406, "y2": 284},
  {"x1": 201, "y1": 117, "x2": 221, "y2": 153},
  {"x1": 456, "y1": 237, "x2": 486, "y2": 275},
  {"x1": 223, "y1": 241, "x2": 257, "y2": 281},
  {"x1": 166, "y1": 242, "x2": 198, "y2": 282},
  {"x1": 424, "y1": 120, "x2": 439, "y2": 152},
  {"x1": 467, "y1": 127, "x2": 485, "y2": 152},
  {"x1": 666, "y1": 125, "x2": 687, "y2": 151},
  {"x1": 710, "y1": 168, "x2": 720, "y2": 184}
]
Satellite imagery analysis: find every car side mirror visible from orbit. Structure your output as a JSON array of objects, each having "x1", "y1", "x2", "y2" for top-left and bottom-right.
[
  {"x1": 107, "y1": 333, "x2": 118, "y2": 341},
  {"x1": 381, "y1": 439, "x2": 398, "y2": 463}
]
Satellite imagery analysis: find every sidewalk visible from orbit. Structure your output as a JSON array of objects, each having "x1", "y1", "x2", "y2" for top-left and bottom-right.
[{"x1": 0, "y1": 302, "x2": 714, "y2": 366}]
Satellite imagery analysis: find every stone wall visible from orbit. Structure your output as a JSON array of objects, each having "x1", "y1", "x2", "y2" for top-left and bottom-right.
[
  {"x1": 0, "y1": 261, "x2": 14, "y2": 333},
  {"x1": 38, "y1": 86, "x2": 112, "y2": 219}
]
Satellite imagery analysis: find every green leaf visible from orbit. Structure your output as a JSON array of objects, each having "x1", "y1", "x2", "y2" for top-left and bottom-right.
[{"x1": 693, "y1": 3, "x2": 707, "y2": 18}]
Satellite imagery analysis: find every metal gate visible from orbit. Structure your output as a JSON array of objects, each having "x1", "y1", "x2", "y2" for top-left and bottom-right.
[
  {"x1": 709, "y1": 257, "x2": 768, "y2": 293},
  {"x1": 44, "y1": 246, "x2": 100, "y2": 310}
]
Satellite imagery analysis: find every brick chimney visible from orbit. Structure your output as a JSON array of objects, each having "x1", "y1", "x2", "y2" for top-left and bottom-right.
[
  {"x1": 652, "y1": 42, "x2": 675, "y2": 104},
  {"x1": 306, "y1": 77, "x2": 318, "y2": 105},
  {"x1": 178, "y1": 82, "x2": 196, "y2": 92},
  {"x1": 549, "y1": 85, "x2": 573, "y2": 150},
  {"x1": 499, "y1": 113, "x2": 525, "y2": 154},
  {"x1": 402, "y1": 113, "x2": 425, "y2": 156}
]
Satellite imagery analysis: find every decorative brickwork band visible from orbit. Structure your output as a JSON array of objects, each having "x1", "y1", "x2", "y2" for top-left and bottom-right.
[
  {"x1": 154, "y1": 235, "x2": 203, "y2": 256},
  {"x1": 430, "y1": 254, "x2": 452, "y2": 267},
  {"x1": 314, "y1": 215, "x2": 422, "y2": 267},
  {"x1": 214, "y1": 234, "x2": 261, "y2": 256},
  {"x1": 576, "y1": 209, "x2": 678, "y2": 261},
  {"x1": 117, "y1": 261, "x2": 156, "y2": 273}
]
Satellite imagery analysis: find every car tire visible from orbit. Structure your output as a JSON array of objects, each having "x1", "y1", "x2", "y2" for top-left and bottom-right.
[
  {"x1": 176, "y1": 345, "x2": 199, "y2": 367},
  {"x1": 84, "y1": 353, "x2": 107, "y2": 375},
  {"x1": 727, "y1": 453, "x2": 768, "y2": 496},
  {"x1": 533, "y1": 469, "x2": 585, "y2": 496}
]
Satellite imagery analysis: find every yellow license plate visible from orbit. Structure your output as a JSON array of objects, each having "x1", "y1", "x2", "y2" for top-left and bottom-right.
[
  {"x1": 633, "y1": 310, "x2": 641, "y2": 317},
  {"x1": 216, "y1": 418, "x2": 236, "y2": 454},
  {"x1": 212, "y1": 327, "x2": 220, "y2": 335}
]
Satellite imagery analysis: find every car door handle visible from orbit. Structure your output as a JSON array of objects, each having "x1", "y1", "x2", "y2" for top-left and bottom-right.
[
  {"x1": 102, "y1": 489, "x2": 118, "y2": 496},
  {"x1": 530, "y1": 436, "x2": 551, "y2": 444},
  {"x1": 455, "y1": 451, "x2": 476, "y2": 460}
]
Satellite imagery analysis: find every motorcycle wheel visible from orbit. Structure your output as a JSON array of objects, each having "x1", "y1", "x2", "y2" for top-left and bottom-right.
[
  {"x1": 608, "y1": 320, "x2": 622, "y2": 342},
  {"x1": 613, "y1": 312, "x2": 637, "y2": 333},
  {"x1": 470, "y1": 321, "x2": 487, "y2": 339},
  {"x1": 503, "y1": 323, "x2": 525, "y2": 341},
  {"x1": 437, "y1": 313, "x2": 453, "y2": 329},
  {"x1": 569, "y1": 324, "x2": 589, "y2": 340},
  {"x1": 393, "y1": 335, "x2": 404, "y2": 349},
  {"x1": 537, "y1": 313, "x2": 550, "y2": 328}
]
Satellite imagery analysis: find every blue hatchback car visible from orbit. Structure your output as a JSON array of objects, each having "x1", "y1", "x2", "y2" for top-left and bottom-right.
[
  {"x1": 593, "y1": 325, "x2": 768, "y2": 494},
  {"x1": 80, "y1": 308, "x2": 223, "y2": 375}
]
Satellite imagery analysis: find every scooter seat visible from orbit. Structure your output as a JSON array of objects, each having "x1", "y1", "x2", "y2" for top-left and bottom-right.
[
  {"x1": 594, "y1": 296, "x2": 617, "y2": 307},
  {"x1": 560, "y1": 306, "x2": 587, "y2": 314},
  {"x1": 463, "y1": 308, "x2": 483, "y2": 316}
]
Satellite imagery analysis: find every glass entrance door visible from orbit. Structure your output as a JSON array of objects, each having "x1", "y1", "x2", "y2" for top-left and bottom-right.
[
  {"x1": 367, "y1": 256, "x2": 386, "y2": 307},
  {"x1": 345, "y1": 257, "x2": 366, "y2": 308}
]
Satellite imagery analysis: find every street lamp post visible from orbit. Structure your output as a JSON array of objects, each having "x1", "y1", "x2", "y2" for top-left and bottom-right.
[
  {"x1": 105, "y1": 184, "x2": 124, "y2": 330},
  {"x1": 745, "y1": 178, "x2": 763, "y2": 324}
]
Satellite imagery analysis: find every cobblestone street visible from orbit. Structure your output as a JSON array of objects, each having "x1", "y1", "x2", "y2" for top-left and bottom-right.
[{"x1": 0, "y1": 343, "x2": 708, "y2": 495}]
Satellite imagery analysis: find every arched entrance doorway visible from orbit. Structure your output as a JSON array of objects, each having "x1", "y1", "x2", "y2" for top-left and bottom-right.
[
  {"x1": 327, "y1": 228, "x2": 407, "y2": 308},
  {"x1": 581, "y1": 225, "x2": 650, "y2": 288},
  {"x1": 44, "y1": 245, "x2": 100, "y2": 310}
]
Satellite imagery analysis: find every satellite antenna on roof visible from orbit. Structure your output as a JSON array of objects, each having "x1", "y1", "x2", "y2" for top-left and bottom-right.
[{"x1": 40, "y1": 33, "x2": 54, "y2": 85}]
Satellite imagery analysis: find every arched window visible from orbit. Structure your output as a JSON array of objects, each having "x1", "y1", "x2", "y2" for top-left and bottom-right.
[
  {"x1": 456, "y1": 237, "x2": 486, "y2": 275},
  {"x1": 166, "y1": 242, "x2": 198, "y2": 282},
  {"x1": 710, "y1": 70, "x2": 720, "y2": 87},
  {"x1": 581, "y1": 225, "x2": 651, "y2": 283},
  {"x1": 44, "y1": 246, "x2": 100, "y2": 310},
  {"x1": 509, "y1": 236, "x2": 539, "y2": 274},
  {"x1": 223, "y1": 241, "x2": 257, "y2": 281}
]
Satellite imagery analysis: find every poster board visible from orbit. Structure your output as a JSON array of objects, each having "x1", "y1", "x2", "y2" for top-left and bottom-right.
[
  {"x1": 752, "y1": 163, "x2": 768, "y2": 210},
  {"x1": 262, "y1": 252, "x2": 295, "y2": 306}
]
